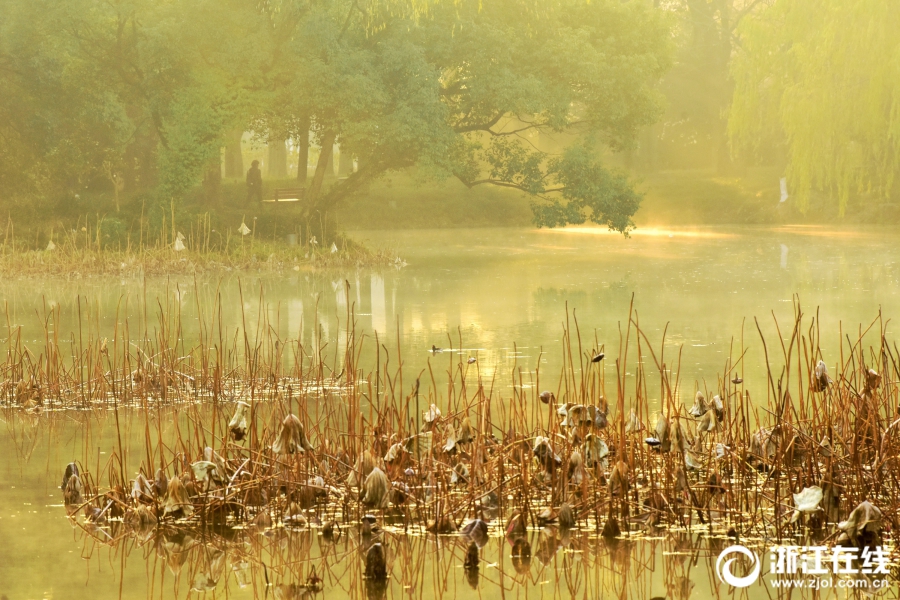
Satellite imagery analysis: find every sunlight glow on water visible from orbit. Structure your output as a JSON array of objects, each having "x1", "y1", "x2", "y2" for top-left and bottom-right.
[
  {"x1": 542, "y1": 225, "x2": 738, "y2": 238},
  {"x1": 1, "y1": 225, "x2": 899, "y2": 599}
]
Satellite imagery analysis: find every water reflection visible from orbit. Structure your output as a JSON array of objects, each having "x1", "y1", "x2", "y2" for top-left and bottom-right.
[
  {"x1": 0, "y1": 226, "x2": 895, "y2": 408},
  {"x1": 65, "y1": 517, "x2": 744, "y2": 600},
  {"x1": 62, "y1": 516, "x2": 890, "y2": 599},
  {"x1": 1, "y1": 226, "x2": 900, "y2": 599},
  {"x1": 4, "y1": 372, "x2": 896, "y2": 599}
]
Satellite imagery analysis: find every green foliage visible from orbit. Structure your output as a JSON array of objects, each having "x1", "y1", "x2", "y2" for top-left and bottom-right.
[
  {"x1": 1, "y1": 0, "x2": 672, "y2": 235},
  {"x1": 421, "y1": 0, "x2": 671, "y2": 232},
  {"x1": 483, "y1": 139, "x2": 546, "y2": 195},
  {"x1": 532, "y1": 145, "x2": 643, "y2": 234},
  {"x1": 158, "y1": 90, "x2": 230, "y2": 198},
  {"x1": 96, "y1": 216, "x2": 129, "y2": 249},
  {"x1": 730, "y1": 0, "x2": 900, "y2": 214}
]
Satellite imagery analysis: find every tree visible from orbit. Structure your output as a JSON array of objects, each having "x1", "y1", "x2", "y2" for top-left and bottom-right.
[
  {"x1": 296, "y1": 118, "x2": 310, "y2": 183},
  {"x1": 268, "y1": 139, "x2": 288, "y2": 178},
  {"x1": 0, "y1": 0, "x2": 143, "y2": 201},
  {"x1": 0, "y1": 0, "x2": 266, "y2": 204},
  {"x1": 637, "y1": 0, "x2": 769, "y2": 174},
  {"x1": 260, "y1": 0, "x2": 671, "y2": 235},
  {"x1": 224, "y1": 131, "x2": 245, "y2": 179},
  {"x1": 1, "y1": 0, "x2": 672, "y2": 236},
  {"x1": 729, "y1": 0, "x2": 900, "y2": 214}
]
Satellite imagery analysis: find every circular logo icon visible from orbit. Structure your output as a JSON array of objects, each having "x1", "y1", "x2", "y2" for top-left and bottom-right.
[{"x1": 716, "y1": 545, "x2": 761, "y2": 588}]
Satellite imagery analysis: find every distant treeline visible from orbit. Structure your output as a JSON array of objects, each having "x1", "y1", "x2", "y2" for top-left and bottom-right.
[{"x1": 0, "y1": 0, "x2": 896, "y2": 236}]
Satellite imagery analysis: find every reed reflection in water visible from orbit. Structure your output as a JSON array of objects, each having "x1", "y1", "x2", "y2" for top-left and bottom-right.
[{"x1": 67, "y1": 519, "x2": 725, "y2": 600}]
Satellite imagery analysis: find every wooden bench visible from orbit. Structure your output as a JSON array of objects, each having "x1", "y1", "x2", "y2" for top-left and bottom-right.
[{"x1": 271, "y1": 187, "x2": 305, "y2": 202}]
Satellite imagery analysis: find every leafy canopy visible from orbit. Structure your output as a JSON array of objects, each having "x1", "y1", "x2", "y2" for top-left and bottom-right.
[
  {"x1": 277, "y1": 0, "x2": 671, "y2": 233},
  {"x1": 0, "y1": 0, "x2": 671, "y2": 234}
]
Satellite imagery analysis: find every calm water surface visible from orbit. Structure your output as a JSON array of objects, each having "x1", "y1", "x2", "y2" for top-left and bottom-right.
[{"x1": 1, "y1": 225, "x2": 898, "y2": 599}]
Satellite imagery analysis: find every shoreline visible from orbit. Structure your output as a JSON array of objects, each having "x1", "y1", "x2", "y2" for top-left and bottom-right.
[{"x1": 0, "y1": 221, "x2": 894, "y2": 278}]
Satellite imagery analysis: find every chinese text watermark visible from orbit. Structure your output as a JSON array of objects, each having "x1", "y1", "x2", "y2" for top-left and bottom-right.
[{"x1": 716, "y1": 544, "x2": 892, "y2": 590}]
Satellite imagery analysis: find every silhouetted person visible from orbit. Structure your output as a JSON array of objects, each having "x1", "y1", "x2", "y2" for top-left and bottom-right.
[{"x1": 246, "y1": 159, "x2": 262, "y2": 202}]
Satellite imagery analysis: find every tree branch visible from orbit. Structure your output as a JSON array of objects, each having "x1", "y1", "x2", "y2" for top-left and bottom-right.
[
  {"x1": 452, "y1": 111, "x2": 505, "y2": 134},
  {"x1": 338, "y1": 0, "x2": 364, "y2": 42},
  {"x1": 439, "y1": 80, "x2": 467, "y2": 97},
  {"x1": 485, "y1": 123, "x2": 539, "y2": 137},
  {"x1": 730, "y1": 0, "x2": 768, "y2": 33},
  {"x1": 313, "y1": 153, "x2": 412, "y2": 213},
  {"x1": 454, "y1": 174, "x2": 564, "y2": 195}
]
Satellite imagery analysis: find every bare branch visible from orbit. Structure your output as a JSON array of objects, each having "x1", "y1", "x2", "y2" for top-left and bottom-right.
[
  {"x1": 730, "y1": 0, "x2": 767, "y2": 32},
  {"x1": 454, "y1": 174, "x2": 564, "y2": 196},
  {"x1": 338, "y1": 1, "x2": 363, "y2": 42},
  {"x1": 452, "y1": 111, "x2": 505, "y2": 134},
  {"x1": 485, "y1": 123, "x2": 540, "y2": 137}
]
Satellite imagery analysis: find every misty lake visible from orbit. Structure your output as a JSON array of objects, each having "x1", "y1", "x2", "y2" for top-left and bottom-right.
[{"x1": 1, "y1": 225, "x2": 898, "y2": 599}]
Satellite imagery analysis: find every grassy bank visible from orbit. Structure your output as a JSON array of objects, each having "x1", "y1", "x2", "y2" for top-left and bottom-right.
[
  {"x1": 636, "y1": 167, "x2": 900, "y2": 227},
  {"x1": 635, "y1": 168, "x2": 783, "y2": 226},
  {"x1": 0, "y1": 240, "x2": 402, "y2": 278},
  {"x1": 333, "y1": 173, "x2": 534, "y2": 230},
  {"x1": 330, "y1": 169, "x2": 784, "y2": 230},
  {"x1": 0, "y1": 168, "x2": 894, "y2": 272},
  {"x1": 335, "y1": 168, "x2": 900, "y2": 230}
]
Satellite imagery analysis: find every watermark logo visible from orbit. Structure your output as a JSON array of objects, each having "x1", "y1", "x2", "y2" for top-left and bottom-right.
[
  {"x1": 715, "y1": 544, "x2": 892, "y2": 590},
  {"x1": 716, "y1": 545, "x2": 762, "y2": 588}
]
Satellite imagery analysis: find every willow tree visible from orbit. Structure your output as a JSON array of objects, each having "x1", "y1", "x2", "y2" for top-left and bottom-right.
[{"x1": 729, "y1": 0, "x2": 900, "y2": 214}]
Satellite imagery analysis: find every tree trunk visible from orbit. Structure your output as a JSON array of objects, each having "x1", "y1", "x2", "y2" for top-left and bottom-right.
[
  {"x1": 202, "y1": 157, "x2": 222, "y2": 204},
  {"x1": 224, "y1": 130, "x2": 244, "y2": 179},
  {"x1": 123, "y1": 104, "x2": 159, "y2": 191},
  {"x1": 123, "y1": 103, "x2": 141, "y2": 190},
  {"x1": 268, "y1": 138, "x2": 288, "y2": 179},
  {"x1": 713, "y1": 2, "x2": 739, "y2": 175},
  {"x1": 307, "y1": 130, "x2": 337, "y2": 207},
  {"x1": 322, "y1": 140, "x2": 335, "y2": 179},
  {"x1": 296, "y1": 115, "x2": 310, "y2": 183},
  {"x1": 337, "y1": 144, "x2": 353, "y2": 177}
]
